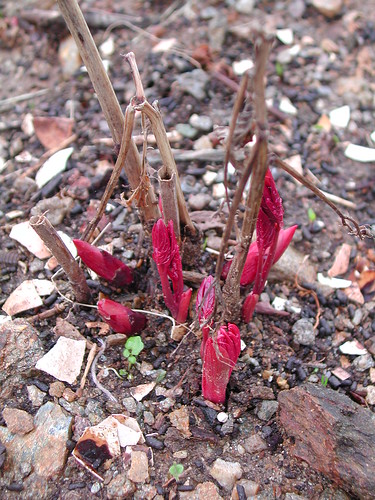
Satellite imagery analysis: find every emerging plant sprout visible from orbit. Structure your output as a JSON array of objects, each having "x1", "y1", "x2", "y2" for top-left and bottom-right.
[
  {"x1": 73, "y1": 239, "x2": 133, "y2": 286},
  {"x1": 196, "y1": 275, "x2": 216, "y2": 357},
  {"x1": 152, "y1": 219, "x2": 192, "y2": 323},
  {"x1": 201, "y1": 323, "x2": 241, "y2": 404},
  {"x1": 97, "y1": 298, "x2": 146, "y2": 335}
]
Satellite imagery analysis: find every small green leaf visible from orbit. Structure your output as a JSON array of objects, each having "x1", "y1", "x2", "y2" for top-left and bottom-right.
[
  {"x1": 307, "y1": 207, "x2": 316, "y2": 223},
  {"x1": 275, "y1": 61, "x2": 284, "y2": 78},
  {"x1": 169, "y1": 462, "x2": 184, "y2": 480},
  {"x1": 128, "y1": 355, "x2": 137, "y2": 365},
  {"x1": 321, "y1": 375, "x2": 329, "y2": 387},
  {"x1": 332, "y1": 135, "x2": 340, "y2": 145},
  {"x1": 118, "y1": 368, "x2": 127, "y2": 377},
  {"x1": 155, "y1": 369, "x2": 167, "y2": 384},
  {"x1": 122, "y1": 348, "x2": 130, "y2": 359},
  {"x1": 125, "y1": 336, "x2": 144, "y2": 357}
]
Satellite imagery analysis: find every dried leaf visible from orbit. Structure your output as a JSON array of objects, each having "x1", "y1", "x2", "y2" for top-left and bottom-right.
[
  {"x1": 35, "y1": 336, "x2": 86, "y2": 384},
  {"x1": 357, "y1": 269, "x2": 375, "y2": 291},
  {"x1": 328, "y1": 243, "x2": 352, "y2": 277},
  {"x1": 10, "y1": 221, "x2": 51, "y2": 259},
  {"x1": 33, "y1": 116, "x2": 74, "y2": 149},
  {"x1": 35, "y1": 147, "x2": 73, "y2": 188},
  {"x1": 2, "y1": 280, "x2": 44, "y2": 316}
]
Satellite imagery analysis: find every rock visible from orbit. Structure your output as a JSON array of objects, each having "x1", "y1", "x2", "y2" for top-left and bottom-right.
[
  {"x1": 235, "y1": 0, "x2": 255, "y2": 15},
  {"x1": 30, "y1": 196, "x2": 74, "y2": 226},
  {"x1": 312, "y1": 0, "x2": 342, "y2": 18},
  {"x1": 292, "y1": 318, "x2": 316, "y2": 346},
  {"x1": 128, "y1": 450, "x2": 149, "y2": 483},
  {"x1": 169, "y1": 406, "x2": 191, "y2": 438},
  {"x1": 209, "y1": 458, "x2": 242, "y2": 490},
  {"x1": 188, "y1": 193, "x2": 211, "y2": 211},
  {"x1": 243, "y1": 433, "x2": 267, "y2": 454},
  {"x1": 0, "y1": 402, "x2": 72, "y2": 491},
  {"x1": 36, "y1": 337, "x2": 86, "y2": 385},
  {"x1": 352, "y1": 353, "x2": 374, "y2": 372},
  {"x1": 189, "y1": 114, "x2": 213, "y2": 132},
  {"x1": 176, "y1": 70, "x2": 210, "y2": 101},
  {"x1": 208, "y1": 14, "x2": 227, "y2": 52},
  {"x1": 107, "y1": 473, "x2": 135, "y2": 499},
  {"x1": 2, "y1": 408, "x2": 34, "y2": 435},
  {"x1": 176, "y1": 123, "x2": 199, "y2": 139},
  {"x1": 256, "y1": 400, "x2": 279, "y2": 421},
  {"x1": 269, "y1": 246, "x2": 316, "y2": 285},
  {"x1": 278, "y1": 384, "x2": 375, "y2": 499},
  {"x1": 366, "y1": 386, "x2": 375, "y2": 405},
  {"x1": 49, "y1": 381, "x2": 65, "y2": 398},
  {"x1": 232, "y1": 479, "x2": 260, "y2": 498},
  {"x1": 27, "y1": 385, "x2": 45, "y2": 407},
  {"x1": 180, "y1": 481, "x2": 222, "y2": 499},
  {"x1": 59, "y1": 35, "x2": 82, "y2": 78}
]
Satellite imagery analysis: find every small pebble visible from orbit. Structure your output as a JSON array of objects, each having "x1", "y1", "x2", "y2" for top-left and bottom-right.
[
  {"x1": 328, "y1": 375, "x2": 341, "y2": 389},
  {"x1": 217, "y1": 412, "x2": 228, "y2": 423},
  {"x1": 189, "y1": 114, "x2": 213, "y2": 132},
  {"x1": 145, "y1": 435, "x2": 164, "y2": 450}
]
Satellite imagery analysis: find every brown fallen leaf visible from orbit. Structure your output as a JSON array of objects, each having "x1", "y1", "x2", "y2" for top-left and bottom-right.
[
  {"x1": 328, "y1": 243, "x2": 352, "y2": 277},
  {"x1": 357, "y1": 269, "x2": 375, "y2": 292},
  {"x1": 33, "y1": 116, "x2": 74, "y2": 150}
]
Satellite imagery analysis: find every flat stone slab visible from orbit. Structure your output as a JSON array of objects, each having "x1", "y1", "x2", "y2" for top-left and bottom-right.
[{"x1": 278, "y1": 383, "x2": 375, "y2": 500}]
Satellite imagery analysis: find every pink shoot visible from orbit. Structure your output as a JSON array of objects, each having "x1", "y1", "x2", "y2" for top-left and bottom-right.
[
  {"x1": 97, "y1": 298, "x2": 146, "y2": 335},
  {"x1": 201, "y1": 323, "x2": 241, "y2": 404},
  {"x1": 152, "y1": 219, "x2": 191, "y2": 322},
  {"x1": 222, "y1": 225, "x2": 297, "y2": 286},
  {"x1": 196, "y1": 275, "x2": 216, "y2": 357},
  {"x1": 73, "y1": 239, "x2": 133, "y2": 286},
  {"x1": 242, "y1": 293, "x2": 259, "y2": 323}
]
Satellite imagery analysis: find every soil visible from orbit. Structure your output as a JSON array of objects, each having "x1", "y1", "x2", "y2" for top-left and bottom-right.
[{"x1": 0, "y1": 0, "x2": 375, "y2": 499}]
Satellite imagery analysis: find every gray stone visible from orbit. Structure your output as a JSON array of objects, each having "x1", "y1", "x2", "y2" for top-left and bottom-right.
[
  {"x1": 0, "y1": 319, "x2": 44, "y2": 408},
  {"x1": 189, "y1": 114, "x2": 213, "y2": 132},
  {"x1": 256, "y1": 400, "x2": 279, "y2": 421},
  {"x1": 176, "y1": 123, "x2": 198, "y2": 139},
  {"x1": 352, "y1": 353, "x2": 374, "y2": 372},
  {"x1": 107, "y1": 473, "x2": 135, "y2": 499},
  {"x1": 122, "y1": 396, "x2": 137, "y2": 414},
  {"x1": 0, "y1": 402, "x2": 72, "y2": 491},
  {"x1": 234, "y1": 0, "x2": 255, "y2": 15},
  {"x1": 209, "y1": 458, "x2": 242, "y2": 490},
  {"x1": 243, "y1": 433, "x2": 267, "y2": 454},
  {"x1": 208, "y1": 14, "x2": 227, "y2": 52},
  {"x1": 176, "y1": 70, "x2": 210, "y2": 101},
  {"x1": 292, "y1": 318, "x2": 316, "y2": 346},
  {"x1": 30, "y1": 195, "x2": 74, "y2": 226},
  {"x1": 27, "y1": 385, "x2": 45, "y2": 407},
  {"x1": 188, "y1": 193, "x2": 211, "y2": 211}
]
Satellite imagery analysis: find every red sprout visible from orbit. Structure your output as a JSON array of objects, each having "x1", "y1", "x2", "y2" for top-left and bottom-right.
[
  {"x1": 73, "y1": 239, "x2": 133, "y2": 286},
  {"x1": 97, "y1": 298, "x2": 146, "y2": 335},
  {"x1": 196, "y1": 275, "x2": 216, "y2": 357},
  {"x1": 201, "y1": 323, "x2": 241, "y2": 404},
  {"x1": 152, "y1": 219, "x2": 191, "y2": 322}
]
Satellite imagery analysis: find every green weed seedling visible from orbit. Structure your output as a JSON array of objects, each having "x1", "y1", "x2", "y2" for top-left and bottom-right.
[
  {"x1": 308, "y1": 207, "x2": 317, "y2": 223},
  {"x1": 321, "y1": 374, "x2": 329, "y2": 387},
  {"x1": 120, "y1": 336, "x2": 144, "y2": 378},
  {"x1": 169, "y1": 462, "x2": 184, "y2": 482}
]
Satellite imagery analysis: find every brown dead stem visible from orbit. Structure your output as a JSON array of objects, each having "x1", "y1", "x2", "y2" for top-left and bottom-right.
[
  {"x1": 222, "y1": 35, "x2": 273, "y2": 323},
  {"x1": 57, "y1": 0, "x2": 159, "y2": 226},
  {"x1": 272, "y1": 155, "x2": 370, "y2": 239},
  {"x1": 125, "y1": 52, "x2": 195, "y2": 237}
]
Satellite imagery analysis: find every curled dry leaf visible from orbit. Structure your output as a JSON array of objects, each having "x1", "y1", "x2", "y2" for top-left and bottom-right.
[
  {"x1": 35, "y1": 336, "x2": 86, "y2": 384},
  {"x1": 73, "y1": 415, "x2": 144, "y2": 481},
  {"x1": 10, "y1": 221, "x2": 51, "y2": 259},
  {"x1": 33, "y1": 116, "x2": 74, "y2": 150},
  {"x1": 328, "y1": 243, "x2": 352, "y2": 277},
  {"x1": 2, "y1": 280, "x2": 44, "y2": 316}
]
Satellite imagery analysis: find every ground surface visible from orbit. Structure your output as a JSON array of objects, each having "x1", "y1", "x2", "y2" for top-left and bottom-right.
[{"x1": 0, "y1": 0, "x2": 375, "y2": 499}]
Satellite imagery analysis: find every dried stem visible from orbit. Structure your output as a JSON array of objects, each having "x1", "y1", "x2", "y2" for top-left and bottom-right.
[
  {"x1": 159, "y1": 167, "x2": 180, "y2": 240},
  {"x1": 125, "y1": 52, "x2": 195, "y2": 236},
  {"x1": 222, "y1": 35, "x2": 273, "y2": 322},
  {"x1": 30, "y1": 215, "x2": 91, "y2": 303},
  {"x1": 56, "y1": 0, "x2": 159, "y2": 223},
  {"x1": 83, "y1": 104, "x2": 135, "y2": 241},
  {"x1": 272, "y1": 155, "x2": 370, "y2": 239}
]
